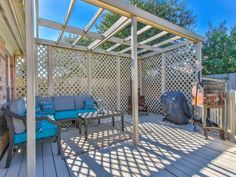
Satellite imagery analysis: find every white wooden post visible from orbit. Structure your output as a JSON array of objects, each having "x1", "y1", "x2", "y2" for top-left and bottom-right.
[
  {"x1": 161, "y1": 53, "x2": 166, "y2": 94},
  {"x1": 48, "y1": 46, "x2": 53, "y2": 96},
  {"x1": 25, "y1": 0, "x2": 36, "y2": 176},
  {"x1": 138, "y1": 59, "x2": 143, "y2": 95},
  {"x1": 131, "y1": 16, "x2": 139, "y2": 145},
  {"x1": 117, "y1": 56, "x2": 121, "y2": 110},
  {"x1": 196, "y1": 42, "x2": 202, "y2": 82},
  {"x1": 88, "y1": 52, "x2": 92, "y2": 94},
  {"x1": 35, "y1": 45, "x2": 39, "y2": 96}
]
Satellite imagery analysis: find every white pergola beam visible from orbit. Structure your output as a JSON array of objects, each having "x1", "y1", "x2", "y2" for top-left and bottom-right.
[
  {"x1": 139, "y1": 31, "x2": 168, "y2": 45},
  {"x1": 72, "y1": 7, "x2": 103, "y2": 46},
  {"x1": 119, "y1": 31, "x2": 167, "y2": 54},
  {"x1": 25, "y1": 0, "x2": 36, "y2": 176},
  {"x1": 83, "y1": 0, "x2": 205, "y2": 42},
  {"x1": 88, "y1": 16, "x2": 130, "y2": 50},
  {"x1": 142, "y1": 40, "x2": 193, "y2": 58},
  {"x1": 56, "y1": 0, "x2": 76, "y2": 44},
  {"x1": 37, "y1": 38, "x2": 132, "y2": 58},
  {"x1": 39, "y1": 18, "x2": 158, "y2": 52},
  {"x1": 138, "y1": 36, "x2": 181, "y2": 55},
  {"x1": 106, "y1": 25, "x2": 152, "y2": 52},
  {"x1": 131, "y1": 16, "x2": 139, "y2": 145}
]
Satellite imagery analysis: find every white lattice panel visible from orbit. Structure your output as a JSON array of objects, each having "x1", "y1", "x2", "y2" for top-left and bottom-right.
[
  {"x1": 52, "y1": 47, "x2": 88, "y2": 96},
  {"x1": 37, "y1": 45, "x2": 48, "y2": 96},
  {"x1": 16, "y1": 56, "x2": 27, "y2": 98},
  {"x1": 120, "y1": 57, "x2": 132, "y2": 111},
  {"x1": 165, "y1": 44, "x2": 197, "y2": 105},
  {"x1": 91, "y1": 53, "x2": 117, "y2": 110},
  {"x1": 142, "y1": 55, "x2": 162, "y2": 113}
]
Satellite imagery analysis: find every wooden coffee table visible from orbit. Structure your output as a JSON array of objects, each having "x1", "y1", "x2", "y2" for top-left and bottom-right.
[{"x1": 78, "y1": 110, "x2": 125, "y2": 140}]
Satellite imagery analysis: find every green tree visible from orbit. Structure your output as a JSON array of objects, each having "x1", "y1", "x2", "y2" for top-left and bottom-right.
[
  {"x1": 96, "y1": 0, "x2": 196, "y2": 50},
  {"x1": 202, "y1": 22, "x2": 236, "y2": 75}
]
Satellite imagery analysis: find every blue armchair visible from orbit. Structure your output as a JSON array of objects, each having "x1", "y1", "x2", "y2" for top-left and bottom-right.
[{"x1": 1, "y1": 100, "x2": 62, "y2": 168}]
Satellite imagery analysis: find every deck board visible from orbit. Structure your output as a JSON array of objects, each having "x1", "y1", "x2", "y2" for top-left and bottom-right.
[
  {"x1": 42, "y1": 143, "x2": 57, "y2": 177},
  {"x1": 0, "y1": 113, "x2": 236, "y2": 177}
]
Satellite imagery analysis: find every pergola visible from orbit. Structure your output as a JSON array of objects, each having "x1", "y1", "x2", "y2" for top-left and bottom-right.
[{"x1": 24, "y1": 0, "x2": 205, "y2": 176}]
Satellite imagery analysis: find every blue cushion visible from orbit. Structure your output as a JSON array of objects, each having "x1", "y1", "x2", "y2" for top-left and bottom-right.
[
  {"x1": 39, "y1": 102, "x2": 55, "y2": 114},
  {"x1": 54, "y1": 110, "x2": 78, "y2": 120},
  {"x1": 54, "y1": 96, "x2": 75, "y2": 111},
  {"x1": 36, "y1": 96, "x2": 53, "y2": 107},
  {"x1": 84, "y1": 100, "x2": 96, "y2": 110},
  {"x1": 36, "y1": 121, "x2": 43, "y2": 131},
  {"x1": 14, "y1": 120, "x2": 57, "y2": 144},
  {"x1": 74, "y1": 94, "x2": 93, "y2": 109},
  {"x1": 9, "y1": 99, "x2": 26, "y2": 117},
  {"x1": 35, "y1": 105, "x2": 41, "y2": 113}
]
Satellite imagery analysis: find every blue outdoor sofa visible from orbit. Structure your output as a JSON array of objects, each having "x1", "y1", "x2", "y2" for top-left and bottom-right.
[
  {"x1": 1, "y1": 94, "x2": 96, "y2": 168},
  {"x1": 36, "y1": 94, "x2": 97, "y2": 121}
]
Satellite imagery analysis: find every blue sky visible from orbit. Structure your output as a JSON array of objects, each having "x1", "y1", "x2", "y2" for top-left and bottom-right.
[{"x1": 38, "y1": 0, "x2": 236, "y2": 40}]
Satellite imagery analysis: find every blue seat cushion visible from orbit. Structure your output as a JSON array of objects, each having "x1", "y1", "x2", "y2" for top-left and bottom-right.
[
  {"x1": 54, "y1": 110, "x2": 78, "y2": 120},
  {"x1": 39, "y1": 101, "x2": 55, "y2": 114},
  {"x1": 14, "y1": 120, "x2": 57, "y2": 144}
]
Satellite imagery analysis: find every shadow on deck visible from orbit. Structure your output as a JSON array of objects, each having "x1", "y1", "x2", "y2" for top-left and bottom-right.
[{"x1": 0, "y1": 114, "x2": 236, "y2": 177}]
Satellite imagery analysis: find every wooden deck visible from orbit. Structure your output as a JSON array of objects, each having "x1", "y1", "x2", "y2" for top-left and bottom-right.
[{"x1": 0, "y1": 114, "x2": 236, "y2": 177}]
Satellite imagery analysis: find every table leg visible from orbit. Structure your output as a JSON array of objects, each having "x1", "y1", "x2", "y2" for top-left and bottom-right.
[
  {"x1": 98, "y1": 119, "x2": 100, "y2": 125},
  {"x1": 78, "y1": 119, "x2": 81, "y2": 134},
  {"x1": 121, "y1": 116, "x2": 124, "y2": 131},
  {"x1": 112, "y1": 117, "x2": 115, "y2": 127},
  {"x1": 84, "y1": 120, "x2": 88, "y2": 141}
]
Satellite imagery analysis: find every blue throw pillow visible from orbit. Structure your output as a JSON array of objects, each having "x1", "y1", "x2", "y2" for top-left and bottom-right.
[
  {"x1": 84, "y1": 100, "x2": 96, "y2": 110},
  {"x1": 40, "y1": 101, "x2": 55, "y2": 114}
]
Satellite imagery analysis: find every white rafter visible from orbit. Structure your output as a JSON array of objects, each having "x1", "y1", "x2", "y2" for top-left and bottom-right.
[
  {"x1": 56, "y1": 0, "x2": 76, "y2": 44},
  {"x1": 72, "y1": 8, "x2": 103, "y2": 47},
  {"x1": 88, "y1": 16, "x2": 131, "y2": 50},
  {"x1": 38, "y1": 18, "x2": 159, "y2": 52},
  {"x1": 138, "y1": 36, "x2": 181, "y2": 55},
  {"x1": 106, "y1": 25, "x2": 152, "y2": 52},
  {"x1": 119, "y1": 31, "x2": 168, "y2": 54}
]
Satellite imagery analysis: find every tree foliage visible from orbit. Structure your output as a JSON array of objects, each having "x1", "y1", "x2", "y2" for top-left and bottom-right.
[
  {"x1": 96, "y1": 0, "x2": 196, "y2": 50},
  {"x1": 202, "y1": 23, "x2": 236, "y2": 75}
]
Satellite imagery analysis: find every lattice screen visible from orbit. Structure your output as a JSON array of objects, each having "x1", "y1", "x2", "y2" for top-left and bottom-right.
[
  {"x1": 91, "y1": 53, "x2": 117, "y2": 110},
  {"x1": 142, "y1": 44, "x2": 197, "y2": 113},
  {"x1": 16, "y1": 56, "x2": 27, "y2": 98},
  {"x1": 142, "y1": 55, "x2": 162, "y2": 113},
  {"x1": 16, "y1": 44, "x2": 198, "y2": 113},
  {"x1": 165, "y1": 44, "x2": 197, "y2": 105},
  {"x1": 52, "y1": 47, "x2": 88, "y2": 96},
  {"x1": 120, "y1": 57, "x2": 132, "y2": 111},
  {"x1": 37, "y1": 45, "x2": 48, "y2": 96}
]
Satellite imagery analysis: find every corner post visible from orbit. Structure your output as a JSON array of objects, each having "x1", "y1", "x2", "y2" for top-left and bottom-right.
[
  {"x1": 25, "y1": 0, "x2": 36, "y2": 176},
  {"x1": 117, "y1": 56, "x2": 121, "y2": 110},
  {"x1": 131, "y1": 16, "x2": 139, "y2": 145},
  {"x1": 88, "y1": 52, "x2": 92, "y2": 94},
  {"x1": 48, "y1": 46, "x2": 54, "y2": 96},
  {"x1": 161, "y1": 53, "x2": 166, "y2": 94}
]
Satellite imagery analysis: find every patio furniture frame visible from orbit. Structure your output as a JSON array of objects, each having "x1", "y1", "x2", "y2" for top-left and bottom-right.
[
  {"x1": 78, "y1": 110, "x2": 125, "y2": 140},
  {"x1": 1, "y1": 104, "x2": 62, "y2": 168}
]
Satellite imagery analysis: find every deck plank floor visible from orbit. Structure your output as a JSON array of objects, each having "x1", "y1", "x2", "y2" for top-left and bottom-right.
[{"x1": 0, "y1": 113, "x2": 236, "y2": 177}]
